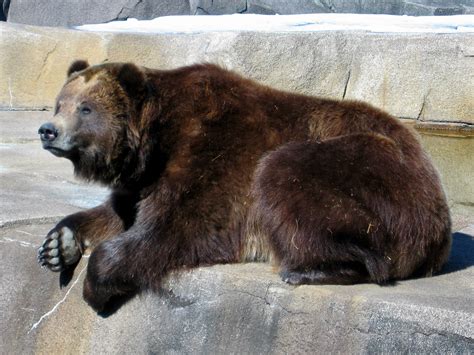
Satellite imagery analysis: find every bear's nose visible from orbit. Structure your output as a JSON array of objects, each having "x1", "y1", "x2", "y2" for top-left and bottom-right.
[{"x1": 38, "y1": 122, "x2": 58, "y2": 142}]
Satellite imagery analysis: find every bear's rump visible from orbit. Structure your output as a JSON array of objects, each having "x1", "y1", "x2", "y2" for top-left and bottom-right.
[{"x1": 247, "y1": 133, "x2": 448, "y2": 282}]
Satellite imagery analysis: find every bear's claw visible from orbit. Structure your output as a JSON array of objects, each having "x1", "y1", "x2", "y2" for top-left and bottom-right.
[{"x1": 38, "y1": 226, "x2": 81, "y2": 272}]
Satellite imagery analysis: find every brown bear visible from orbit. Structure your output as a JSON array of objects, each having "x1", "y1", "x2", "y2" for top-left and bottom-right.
[{"x1": 38, "y1": 60, "x2": 451, "y2": 312}]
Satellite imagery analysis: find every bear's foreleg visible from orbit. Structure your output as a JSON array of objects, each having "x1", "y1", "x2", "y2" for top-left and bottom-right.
[
  {"x1": 81, "y1": 181, "x2": 239, "y2": 312},
  {"x1": 38, "y1": 190, "x2": 138, "y2": 272},
  {"x1": 80, "y1": 184, "x2": 183, "y2": 311},
  {"x1": 82, "y1": 224, "x2": 183, "y2": 312}
]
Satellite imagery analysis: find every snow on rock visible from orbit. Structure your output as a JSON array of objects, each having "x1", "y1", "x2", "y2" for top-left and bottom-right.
[{"x1": 76, "y1": 13, "x2": 474, "y2": 34}]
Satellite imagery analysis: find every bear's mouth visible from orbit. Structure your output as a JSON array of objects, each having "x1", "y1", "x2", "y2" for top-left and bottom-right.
[
  {"x1": 41, "y1": 135, "x2": 76, "y2": 158},
  {"x1": 43, "y1": 145, "x2": 70, "y2": 158}
]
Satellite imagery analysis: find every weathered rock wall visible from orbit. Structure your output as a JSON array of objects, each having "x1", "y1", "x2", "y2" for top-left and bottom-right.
[{"x1": 3, "y1": 0, "x2": 474, "y2": 26}]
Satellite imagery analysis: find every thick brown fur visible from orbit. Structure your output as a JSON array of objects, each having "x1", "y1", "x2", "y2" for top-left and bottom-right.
[{"x1": 38, "y1": 60, "x2": 451, "y2": 312}]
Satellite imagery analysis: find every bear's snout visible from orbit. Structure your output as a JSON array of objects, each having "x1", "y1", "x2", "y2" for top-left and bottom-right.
[{"x1": 38, "y1": 122, "x2": 58, "y2": 142}]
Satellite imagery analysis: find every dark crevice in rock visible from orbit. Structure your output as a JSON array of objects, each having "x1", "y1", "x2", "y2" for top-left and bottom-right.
[
  {"x1": 417, "y1": 89, "x2": 432, "y2": 121},
  {"x1": 417, "y1": 96, "x2": 427, "y2": 120},
  {"x1": 196, "y1": 6, "x2": 210, "y2": 15},
  {"x1": 161, "y1": 289, "x2": 197, "y2": 308},
  {"x1": 319, "y1": 0, "x2": 336, "y2": 13},
  {"x1": 113, "y1": 0, "x2": 144, "y2": 21},
  {"x1": 342, "y1": 69, "x2": 351, "y2": 99},
  {"x1": 238, "y1": 0, "x2": 248, "y2": 14},
  {"x1": 35, "y1": 43, "x2": 58, "y2": 82}
]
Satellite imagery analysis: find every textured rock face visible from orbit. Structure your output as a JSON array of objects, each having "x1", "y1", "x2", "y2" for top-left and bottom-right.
[
  {"x1": 233, "y1": 0, "x2": 474, "y2": 16},
  {"x1": 5, "y1": 0, "x2": 474, "y2": 25},
  {"x1": 5, "y1": 0, "x2": 190, "y2": 26}
]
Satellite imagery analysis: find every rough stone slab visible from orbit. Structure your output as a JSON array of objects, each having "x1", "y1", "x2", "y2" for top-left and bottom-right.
[
  {"x1": 6, "y1": 0, "x2": 191, "y2": 26},
  {"x1": 192, "y1": 0, "x2": 248, "y2": 15},
  {"x1": 0, "y1": 223, "x2": 472, "y2": 354},
  {"x1": 245, "y1": 0, "x2": 474, "y2": 16},
  {"x1": 0, "y1": 142, "x2": 108, "y2": 227},
  {"x1": 0, "y1": 23, "x2": 108, "y2": 111},
  {"x1": 1, "y1": 22, "x2": 473, "y2": 123},
  {"x1": 416, "y1": 133, "x2": 474, "y2": 210},
  {"x1": 5, "y1": 0, "x2": 474, "y2": 26}
]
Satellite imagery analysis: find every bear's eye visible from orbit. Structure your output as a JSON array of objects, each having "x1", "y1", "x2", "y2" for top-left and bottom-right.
[{"x1": 80, "y1": 106, "x2": 92, "y2": 115}]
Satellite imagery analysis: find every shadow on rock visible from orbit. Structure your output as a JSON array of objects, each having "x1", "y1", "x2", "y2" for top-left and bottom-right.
[
  {"x1": 59, "y1": 260, "x2": 80, "y2": 288},
  {"x1": 440, "y1": 232, "x2": 474, "y2": 274},
  {"x1": 97, "y1": 293, "x2": 137, "y2": 318}
]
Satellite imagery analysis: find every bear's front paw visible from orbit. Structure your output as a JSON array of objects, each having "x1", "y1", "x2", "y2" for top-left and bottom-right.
[{"x1": 38, "y1": 226, "x2": 81, "y2": 272}]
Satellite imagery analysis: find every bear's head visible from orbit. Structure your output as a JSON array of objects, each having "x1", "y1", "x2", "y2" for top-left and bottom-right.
[{"x1": 38, "y1": 60, "x2": 151, "y2": 186}]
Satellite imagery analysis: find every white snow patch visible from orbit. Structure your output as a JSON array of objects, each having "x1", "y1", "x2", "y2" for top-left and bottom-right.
[{"x1": 76, "y1": 14, "x2": 474, "y2": 34}]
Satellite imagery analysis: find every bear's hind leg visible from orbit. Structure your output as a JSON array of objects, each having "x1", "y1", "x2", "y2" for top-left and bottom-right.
[{"x1": 252, "y1": 134, "x2": 407, "y2": 285}]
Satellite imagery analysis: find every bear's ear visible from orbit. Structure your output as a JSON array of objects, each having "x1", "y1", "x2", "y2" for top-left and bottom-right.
[
  {"x1": 117, "y1": 63, "x2": 146, "y2": 99},
  {"x1": 67, "y1": 60, "x2": 90, "y2": 77}
]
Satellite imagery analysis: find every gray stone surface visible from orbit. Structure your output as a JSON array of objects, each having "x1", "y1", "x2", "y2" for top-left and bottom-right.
[
  {"x1": 0, "y1": 110, "x2": 473, "y2": 354},
  {"x1": 5, "y1": 0, "x2": 474, "y2": 25},
  {"x1": 6, "y1": 0, "x2": 190, "y2": 26},
  {"x1": 322, "y1": 0, "x2": 474, "y2": 16},
  {"x1": 191, "y1": 0, "x2": 248, "y2": 15},
  {"x1": 244, "y1": 0, "x2": 474, "y2": 15},
  {"x1": 416, "y1": 133, "x2": 474, "y2": 212}
]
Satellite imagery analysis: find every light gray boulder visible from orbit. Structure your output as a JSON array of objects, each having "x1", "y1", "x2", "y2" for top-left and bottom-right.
[
  {"x1": 6, "y1": 0, "x2": 474, "y2": 27},
  {"x1": 6, "y1": 0, "x2": 190, "y2": 26}
]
